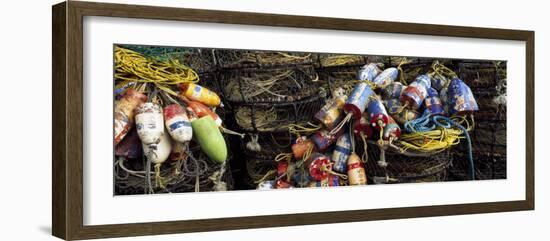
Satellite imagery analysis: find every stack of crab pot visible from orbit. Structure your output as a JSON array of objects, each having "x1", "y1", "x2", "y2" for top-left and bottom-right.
[
  {"x1": 114, "y1": 46, "x2": 234, "y2": 195},
  {"x1": 214, "y1": 49, "x2": 323, "y2": 188}
]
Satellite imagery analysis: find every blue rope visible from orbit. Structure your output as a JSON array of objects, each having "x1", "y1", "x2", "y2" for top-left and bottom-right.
[
  {"x1": 404, "y1": 109, "x2": 436, "y2": 133},
  {"x1": 433, "y1": 115, "x2": 475, "y2": 180}
]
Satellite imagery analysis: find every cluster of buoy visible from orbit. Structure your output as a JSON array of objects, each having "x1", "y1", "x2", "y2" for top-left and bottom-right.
[{"x1": 259, "y1": 61, "x2": 479, "y2": 189}]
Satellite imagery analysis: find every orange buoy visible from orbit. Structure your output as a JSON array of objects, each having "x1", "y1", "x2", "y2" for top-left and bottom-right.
[{"x1": 347, "y1": 153, "x2": 367, "y2": 185}]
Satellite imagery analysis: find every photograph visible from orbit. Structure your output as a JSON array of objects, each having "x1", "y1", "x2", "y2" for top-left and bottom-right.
[{"x1": 113, "y1": 44, "x2": 507, "y2": 195}]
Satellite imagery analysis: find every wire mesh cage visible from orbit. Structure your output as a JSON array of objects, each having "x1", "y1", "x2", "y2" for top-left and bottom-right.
[
  {"x1": 114, "y1": 140, "x2": 234, "y2": 195},
  {"x1": 233, "y1": 95, "x2": 324, "y2": 132},
  {"x1": 315, "y1": 53, "x2": 368, "y2": 68},
  {"x1": 362, "y1": 143, "x2": 453, "y2": 184},
  {"x1": 221, "y1": 65, "x2": 320, "y2": 103},
  {"x1": 244, "y1": 157, "x2": 278, "y2": 188},
  {"x1": 214, "y1": 49, "x2": 314, "y2": 69},
  {"x1": 241, "y1": 131, "x2": 292, "y2": 161}
]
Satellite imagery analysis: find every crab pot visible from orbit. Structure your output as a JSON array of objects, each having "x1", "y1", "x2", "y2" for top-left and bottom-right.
[
  {"x1": 400, "y1": 74, "x2": 431, "y2": 109},
  {"x1": 215, "y1": 49, "x2": 313, "y2": 69},
  {"x1": 221, "y1": 65, "x2": 319, "y2": 103},
  {"x1": 332, "y1": 132, "x2": 352, "y2": 173},
  {"x1": 344, "y1": 82, "x2": 375, "y2": 120},
  {"x1": 357, "y1": 63, "x2": 382, "y2": 82},
  {"x1": 363, "y1": 144, "x2": 452, "y2": 184},
  {"x1": 382, "y1": 82, "x2": 405, "y2": 100},
  {"x1": 424, "y1": 87, "x2": 445, "y2": 116},
  {"x1": 233, "y1": 95, "x2": 324, "y2": 132},
  {"x1": 367, "y1": 98, "x2": 389, "y2": 130},
  {"x1": 241, "y1": 131, "x2": 292, "y2": 161},
  {"x1": 372, "y1": 67, "x2": 398, "y2": 88},
  {"x1": 447, "y1": 77, "x2": 479, "y2": 115},
  {"x1": 114, "y1": 144, "x2": 234, "y2": 195}
]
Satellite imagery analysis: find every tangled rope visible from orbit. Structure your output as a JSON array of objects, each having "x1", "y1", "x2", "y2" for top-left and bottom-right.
[{"x1": 114, "y1": 47, "x2": 199, "y2": 96}]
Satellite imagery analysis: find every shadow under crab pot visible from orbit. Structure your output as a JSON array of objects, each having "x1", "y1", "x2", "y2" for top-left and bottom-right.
[
  {"x1": 372, "y1": 67, "x2": 398, "y2": 88},
  {"x1": 447, "y1": 77, "x2": 479, "y2": 115},
  {"x1": 357, "y1": 63, "x2": 382, "y2": 82},
  {"x1": 367, "y1": 98, "x2": 389, "y2": 130},
  {"x1": 400, "y1": 74, "x2": 431, "y2": 109}
]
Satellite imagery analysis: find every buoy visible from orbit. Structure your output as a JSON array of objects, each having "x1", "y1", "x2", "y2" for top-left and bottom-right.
[
  {"x1": 309, "y1": 153, "x2": 346, "y2": 181},
  {"x1": 142, "y1": 128, "x2": 172, "y2": 164},
  {"x1": 311, "y1": 129, "x2": 341, "y2": 152},
  {"x1": 343, "y1": 82, "x2": 375, "y2": 120},
  {"x1": 178, "y1": 83, "x2": 222, "y2": 107},
  {"x1": 431, "y1": 72, "x2": 449, "y2": 91},
  {"x1": 314, "y1": 88, "x2": 347, "y2": 130},
  {"x1": 383, "y1": 115, "x2": 401, "y2": 140},
  {"x1": 424, "y1": 88, "x2": 445, "y2": 116},
  {"x1": 191, "y1": 115, "x2": 228, "y2": 163},
  {"x1": 400, "y1": 74, "x2": 431, "y2": 109},
  {"x1": 181, "y1": 97, "x2": 222, "y2": 127},
  {"x1": 367, "y1": 98, "x2": 389, "y2": 130},
  {"x1": 291, "y1": 136, "x2": 315, "y2": 160},
  {"x1": 332, "y1": 132, "x2": 352, "y2": 173},
  {"x1": 382, "y1": 82, "x2": 405, "y2": 100},
  {"x1": 353, "y1": 115, "x2": 373, "y2": 138},
  {"x1": 447, "y1": 78, "x2": 479, "y2": 115},
  {"x1": 357, "y1": 63, "x2": 382, "y2": 82},
  {"x1": 164, "y1": 104, "x2": 193, "y2": 143},
  {"x1": 309, "y1": 175, "x2": 341, "y2": 187},
  {"x1": 372, "y1": 67, "x2": 398, "y2": 88},
  {"x1": 114, "y1": 89, "x2": 146, "y2": 145},
  {"x1": 115, "y1": 128, "x2": 143, "y2": 159},
  {"x1": 135, "y1": 102, "x2": 165, "y2": 145},
  {"x1": 347, "y1": 153, "x2": 367, "y2": 185}
]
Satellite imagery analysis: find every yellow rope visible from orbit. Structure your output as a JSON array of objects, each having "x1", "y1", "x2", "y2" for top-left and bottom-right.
[
  {"x1": 398, "y1": 127, "x2": 463, "y2": 153},
  {"x1": 114, "y1": 47, "x2": 199, "y2": 96}
]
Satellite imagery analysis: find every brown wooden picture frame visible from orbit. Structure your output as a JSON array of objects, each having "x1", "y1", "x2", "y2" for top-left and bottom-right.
[{"x1": 52, "y1": 1, "x2": 535, "y2": 240}]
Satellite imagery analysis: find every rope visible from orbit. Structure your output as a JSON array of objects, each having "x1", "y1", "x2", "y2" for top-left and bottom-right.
[
  {"x1": 404, "y1": 109, "x2": 436, "y2": 133},
  {"x1": 433, "y1": 115, "x2": 475, "y2": 180},
  {"x1": 114, "y1": 47, "x2": 199, "y2": 96}
]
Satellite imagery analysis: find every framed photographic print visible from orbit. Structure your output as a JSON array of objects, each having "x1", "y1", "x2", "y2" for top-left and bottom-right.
[{"x1": 52, "y1": 1, "x2": 534, "y2": 240}]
